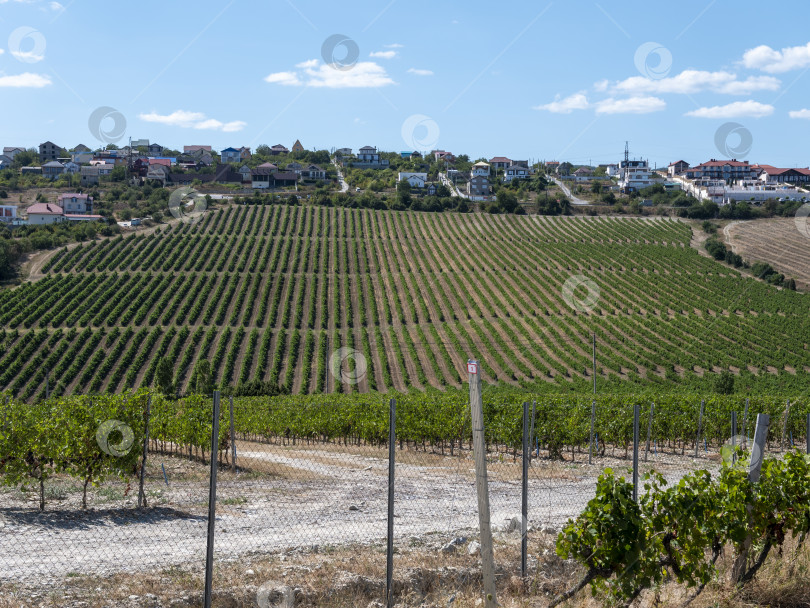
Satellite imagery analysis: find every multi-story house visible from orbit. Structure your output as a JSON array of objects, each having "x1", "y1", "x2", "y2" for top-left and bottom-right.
[
  {"x1": 352, "y1": 146, "x2": 390, "y2": 168},
  {"x1": 39, "y1": 141, "x2": 62, "y2": 163},
  {"x1": 468, "y1": 162, "x2": 491, "y2": 198},
  {"x1": 57, "y1": 193, "x2": 93, "y2": 214},
  {"x1": 41, "y1": 161, "x2": 66, "y2": 179},
  {"x1": 684, "y1": 159, "x2": 755, "y2": 183},
  {"x1": 220, "y1": 147, "x2": 241, "y2": 163},
  {"x1": 619, "y1": 158, "x2": 653, "y2": 192}
]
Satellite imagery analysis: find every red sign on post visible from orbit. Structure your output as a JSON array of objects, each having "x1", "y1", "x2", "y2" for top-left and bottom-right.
[{"x1": 467, "y1": 361, "x2": 478, "y2": 375}]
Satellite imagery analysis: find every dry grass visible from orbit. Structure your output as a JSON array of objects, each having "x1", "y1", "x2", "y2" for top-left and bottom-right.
[{"x1": 2, "y1": 532, "x2": 807, "y2": 607}]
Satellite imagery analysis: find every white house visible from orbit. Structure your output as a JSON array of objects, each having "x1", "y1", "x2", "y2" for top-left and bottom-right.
[
  {"x1": 58, "y1": 193, "x2": 93, "y2": 214},
  {"x1": 503, "y1": 165, "x2": 531, "y2": 183},
  {"x1": 398, "y1": 172, "x2": 428, "y2": 188},
  {"x1": 27, "y1": 203, "x2": 66, "y2": 224},
  {"x1": 619, "y1": 158, "x2": 653, "y2": 192}
]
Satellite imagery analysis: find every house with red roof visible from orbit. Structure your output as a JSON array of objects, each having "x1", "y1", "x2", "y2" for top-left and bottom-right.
[
  {"x1": 489, "y1": 156, "x2": 512, "y2": 170},
  {"x1": 667, "y1": 160, "x2": 689, "y2": 177},
  {"x1": 751, "y1": 164, "x2": 810, "y2": 184},
  {"x1": 684, "y1": 159, "x2": 755, "y2": 183}
]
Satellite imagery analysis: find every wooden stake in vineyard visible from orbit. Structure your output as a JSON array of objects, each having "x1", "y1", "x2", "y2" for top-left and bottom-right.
[{"x1": 468, "y1": 359, "x2": 497, "y2": 608}]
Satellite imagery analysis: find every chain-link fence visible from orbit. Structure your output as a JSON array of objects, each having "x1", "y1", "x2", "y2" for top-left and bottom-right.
[{"x1": 1, "y1": 390, "x2": 807, "y2": 604}]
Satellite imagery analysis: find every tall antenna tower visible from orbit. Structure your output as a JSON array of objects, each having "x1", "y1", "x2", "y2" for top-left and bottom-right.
[{"x1": 624, "y1": 141, "x2": 630, "y2": 163}]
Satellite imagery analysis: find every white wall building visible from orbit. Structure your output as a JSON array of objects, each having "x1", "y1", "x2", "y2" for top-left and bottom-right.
[
  {"x1": 398, "y1": 172, "x2": 427, "y2": 188},
  {"x1": 619, "y1": 158, "x2": 653, "y2": 192}
]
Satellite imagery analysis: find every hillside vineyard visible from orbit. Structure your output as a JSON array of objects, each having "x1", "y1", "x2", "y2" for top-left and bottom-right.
[{"x1": 1, "y1": 204, "x2": 808, "y2": 399}]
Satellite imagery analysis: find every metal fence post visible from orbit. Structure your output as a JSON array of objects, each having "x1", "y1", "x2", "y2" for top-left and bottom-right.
[
  {"x1": 742, "y1": 398, "x2": 749, "y2": 449},
  {"x1": 137, "y1": 394, "x2": 151, "y2": 509},
  {"x1": 588, "y1": 400, "x2": 596, "y2": 465},
  {"x1": 521, "y1": 402, "x2": 529, "y2": 578},
  {"x1": 386, "y1": 398, "x2": 396, "y2": 608},
  {"x1": 731, "y1": 411, "x2": 737, "y2": 465},
  {"x1": 695, "y1": 400, "x2": 704, "y2": 458},
  {"x1": 632, "y1": 404, "x2": 640, "y2": 502},
  {"x1": 644, "y1": 402, "x2": 654, "y2": 462},
  {"x1": 529, "y1": 400, "x2": 536, "y2": 461},
  {"x1": 203, "y1": 391, "x2": 221, "y2": 608},
  {"x1": 229, "y1": 395, "x2": 237, "y2": 472},
  {"x1": 468, "y1": 360, "x2": 497, "y2": 608},
  {"x1": 804, "y1": 414, "x2": 810, "y2": 454}
]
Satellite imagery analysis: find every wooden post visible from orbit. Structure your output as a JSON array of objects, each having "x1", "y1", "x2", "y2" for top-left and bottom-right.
[
  {"x1": 748, "y1": 414, "x2": 770, "y2": 483},
  {"x1": 386, "y1": 398, "x2": 396, "y2": 608},
  {"x1": 468, "y1": 360, "x2": 497, "y2": 608},
  {"x1": 732, "y1": 413, "x2": 770, "y2": 583},
  {"x1": 782, "y1": 399, "x2": 790, "y2": 452},
  {"x1": 521, "y1": 402, "x2": 529, "y2": 578},
  {"x1": 203, "y1": 391, "x2": 221, "y2": 608},
  {"x1": 695, "y1": 400, "x2": 704, "y2": 458},
  {"x1": 644, "y1": 402, "x2": 654, "y2": 462},
  {"x1": 137, "y1": 394, "x2": 151, "y2": 509}
]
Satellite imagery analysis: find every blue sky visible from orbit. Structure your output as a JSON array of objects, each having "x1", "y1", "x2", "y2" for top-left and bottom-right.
[{"x1": 2, "y1": 0, "x2": 810, "y2": 168}]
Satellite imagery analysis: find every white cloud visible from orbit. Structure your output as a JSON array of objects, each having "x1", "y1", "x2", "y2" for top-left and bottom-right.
[
  {"x1": 788, "y1": 109, "x2": 810, "y2": 119},
  {"x1": 742, "y1": 42, "x2": 810, "y2": 73},
  {"x1": 0, "y1": 72, "x2": 51, "y2": 87},
  {"x1": 0, "y1": 50, "x2": 4, "y2": 55},
  {"x1": 138, "y1": 110, "x2": 246, "y2": 131},
  {"x1": 295, "y1": 59, "x2": 318, "y2": 69},
  {"x1": 46, "y1": 1, "x2": 63, "y2": 10},
  {"x1": 610, "y1": 70, "x2": 780, "y2": 95},
  {"x1": 685, "y1": 100, "x2": 774, "y2": 118},
  {"x1": 533, "y1": 93, "x2": 590, "y2": 113},
  {"x1": 264, "y1": 60, "x2": 395, "y2": 88},
  {"x1": 594, "y1": 96, "x2": 666, "y2": 114},
  {"x1": 264, "y1": 71, "x2": 303, "y2": 86},
  {"x1": 10, "y1": 50, "x2": 45, "y2": 63},
  {"x1": 407, "y1": 68, "x2": 434, "y2": 76},
  {"x1": 384, "y1": 43, "x2": 403, "y2": 48},
  {"x1": 370, "y1": 50, "x2": 397, "y2": 59},
  {"x1": 593, "y1": 79, "x2": 609, "y2": 92}
]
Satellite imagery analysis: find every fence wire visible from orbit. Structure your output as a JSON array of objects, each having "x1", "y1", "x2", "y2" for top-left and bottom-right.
[{"x1": 0, "y1": 393, "x2": 806, "y2": 600}]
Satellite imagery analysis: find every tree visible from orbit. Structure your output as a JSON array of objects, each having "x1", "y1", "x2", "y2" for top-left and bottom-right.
[
  {"x1": 496, "y1": 189, "x2": 518, "y2": 214},
  {"x1": 111, "y1": 165, "x2": 126, "y2": 182},
  {"x1": 715, "y1": 370, "x2": 734, "y2": 395},
  {"x1": 190, "y1": 359, "x2": 214, "y2": 395},
  {"x1": 155, "y1": 357, "x2": 174, "y2": 395},
  {"x1": 396, "y1": 179, "x2": 412, "y2": 208}
]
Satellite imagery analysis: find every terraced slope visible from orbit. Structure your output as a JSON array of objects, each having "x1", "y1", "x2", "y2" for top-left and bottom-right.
[{"x1": 0, "y1": 204, "x2": 807, "y2": 399}]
